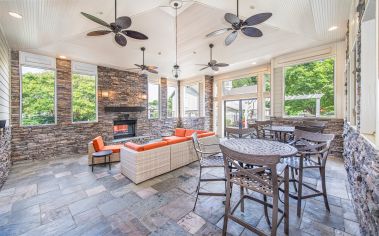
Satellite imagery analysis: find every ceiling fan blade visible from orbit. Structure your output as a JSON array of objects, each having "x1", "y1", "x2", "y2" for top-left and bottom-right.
[
  {"x1": 211, "y1": 66, "x2": 219, "y2": 71},
  {"x1": 122, "y1": 30, "x2": 148, "y2": 40},
  {"x1": 87, "y1": 30, "x2": 112, "y2": 36},
  {"x1": 195, "y1": 64, "x2": 208, "y2": 66},
  {"x1": 199, "y1": 66, "x2": 209, "y2": 71},
  {"x1": 215, "y1": 63, "x2": 229, "y2": 67},
  {"x1": 224, "y1": 13, "x2": 240, "y2": 25},
  {"x1": 147, "y1": 65, "x2": 158, "y2": 70},
  {"x1": 81, "y1": 12, "x2": 110, "y2": 28},
  {"x1": 116, "y1": 16, "x2": 132, "y2": 29},
  {"x1": 244, "y1": 13, "x2": 272, "y2": 26},
  {"x1": 134, "y1": 64, "x2": 143, "y2": 69},
  {"x1": 206, "y1": 28, "x2": 232, "y2": 37},
  {"x1": 115, "y1": 34, "x2": 127, "y2": 46},
  {"x1": 147, "y1": 68, "x2": 158, "y2": 74},
  {"x1": 210, "y1": 60, "x2": 217, "y2": 65},
  {"x1": 241, "y1": 27, "x2": 263, "y2": 37},
  {"x1": 225, "y1": 31, "x2": 238, "y2": 46}
]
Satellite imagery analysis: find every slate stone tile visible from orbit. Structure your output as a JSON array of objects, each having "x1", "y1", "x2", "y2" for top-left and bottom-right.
[
  {"x1": 194, "y1": 222, "x2": 224, "y2": 236},
  {"x1": 0, "y1": 188, "x2": 15, "y2": 198},
  {"x1": 335, "y1": 229, "x2": 354, "y2": 236},
  {"x1": 41, "y1": 206, "x2": 71, "y2": 225},
  {"x1": 140, "y1": 210, "x2": 171, "y2": 232},
  {"x1": 177, "y1": 176, "x2": 198, "y2": 195},
  {"x1": 216, "y1": 216, "x2": 245, "y2": 236},
  {"x1": 300, "y1": 216, "x2": 336, "y2": 236},
  {"x1": 135, "y1": 187, "x2": 158, "y2": 199},
  {"x1": 68, "y1": 191, "x2": 114, "y2": 216},
  {"x1": 0, "y1": 212, "x2": 10, "y2": 227},
  {"x1": 40, "y1": 190, "x2": 87, "y2": 213},
  {"x1": 107, "y1": 211, "x2": 150, "y2": 235},
  {"x1": 159, "y1": 194, "x2": 195, "y2": 221},
  {"x1": 12, "y1": 189, "x2": 62, "y2": 212},
  {"x1": 54, "y1": 171, "x2": 72, "y2": 178},
  {"x1": 303, "y1": 199, "x2": 345, "y2": 230},
  {"x1": 98, "y1": 198, "x2": 129, "y2": 217},
  {"x1": 60, "y1": 184, "x2": 83, "y2": 195},
  {"x1": 177, "y1": 212, "x2": 206, "y2": 234},
  {"x1": 62, "y1": 215, "x2": 112, "y2": 236},
  {"x1": 95, "y1": 171, "x2": 110, "y2": 179},
  {"x1": 12, "y1": 184, "x2": 38, "y2": 202},
  {"x1": 37, "y1": 182, "x2": 59, "y2": 195},
  {"x1": 194, "y1": 196, "x2": 225, "y2": 224},
  {"x1": 344, "y1": 219, "x2": 361, "y2": 236},
  {"x1": 85, "y1": 185, "x2": 106, "y2": 196},
  {"x1": 73, "y1": 208, "x2": 102, "y2": 225},
  {"x1": 0, "y1": 205, "x2": 41, "y2": 235},
  {"x1": 112, "y1": 173, "x2": 125, "y2": 180},
  {"x1": 150, "y1": 220, "x2": 191, "y2": 236},
  {"x1": 129, "y1": 192, "x2": 171, "y2": 219},
  {"x1": 20, "y1": 215, "x2": 76, "y2": 236},
  {"x1": 151, "y1": 177, "x2": 181, "y2": 193},
  {"x1": 0, "y1": 220, "x2": 41, "y2": 236}
]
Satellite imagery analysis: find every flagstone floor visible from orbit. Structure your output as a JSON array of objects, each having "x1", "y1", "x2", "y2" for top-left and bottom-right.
[{"x1": 0, "y1": 155, "x2": 360, "y2": 236}]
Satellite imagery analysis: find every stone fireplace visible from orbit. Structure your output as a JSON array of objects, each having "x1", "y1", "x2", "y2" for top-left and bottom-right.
[{"x1": 113, "y1": 119, "x2": 136, "y2": 139}]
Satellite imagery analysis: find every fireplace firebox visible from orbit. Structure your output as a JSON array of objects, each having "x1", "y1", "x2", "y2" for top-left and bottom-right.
[{"x1": 113, "y1": 119, "x2": 136, "y2": 139}]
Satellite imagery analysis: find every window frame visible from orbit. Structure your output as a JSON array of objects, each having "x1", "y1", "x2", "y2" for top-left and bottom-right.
[
  {"x1": 148, "y1": 82, "x2": 161, "y2": 119},
  {"x1": 183, "y1": 82, "x2": 201, "y2": 118},
  {"x1": 71, "y1": 70, "x2": 98, "y2": 124},
  {"x1": 20, "y1": 64, "x2": 57, "y2": 127},
  {"x1": 167, "y1": 84, "x2": 178, "y2": 118},
  {"x1": 282, "y1": 56, "x2": 337, "y2": 118}
]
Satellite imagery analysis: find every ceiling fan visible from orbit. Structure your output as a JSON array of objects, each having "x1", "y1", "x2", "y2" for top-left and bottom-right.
[
  {"x1": 127, "y1": 47, "x2": 158, "y2": 74},
  {"x1": 196, "y1": 44, "x2": 228, "y2": 71},
  {"x1": 206, "y1": 0, "x2": 272, "y2": 46},
  {"x1": 81, "y1": 0, "x2": 148, "y2": 47}
]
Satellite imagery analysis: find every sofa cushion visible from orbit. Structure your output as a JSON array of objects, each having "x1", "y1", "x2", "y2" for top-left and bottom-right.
[
  {"x1": 175, "y1": 128, "x2": 186, "y2": 137},
  {"x1": 164, "y1": 136, "x2": 190, "y2": 144},
  {"x1": 198, "y1": 132, "x2": 215, "y2": 138},
  {"x1": 143, "y1": 141, "x2": 168, "y2": 151},
  {"x1": 103, "y1": 144, "x2": 123, "y2": 153},
  {"x1": 125, "y1": 142, "x2": 144, "y2": 152},
  {"x1": 196, "y1": 130, "x2": 206, "y2": 134},
  {"x1": 185, "y1": 129, "x2": 196, "y2": 137},
  {"x1": 93, "y1": 136, "x2": 105, "y2": 152}
]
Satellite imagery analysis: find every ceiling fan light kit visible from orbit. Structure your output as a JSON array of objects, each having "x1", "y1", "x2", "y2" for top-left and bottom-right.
[
  {"x1": 81, "y1": 0, "x2": 148, "y2": 47},
  {"x1": 206, "y1": 0, "x2": 272, "y2": 46}
]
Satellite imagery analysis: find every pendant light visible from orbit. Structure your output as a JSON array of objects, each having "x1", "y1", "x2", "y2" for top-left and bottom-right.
[{"x1": 172, "y1": 2, "x2": 181, "y2": 79}]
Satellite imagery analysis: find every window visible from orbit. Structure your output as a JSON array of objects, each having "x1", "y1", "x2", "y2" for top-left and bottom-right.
[
  {"x1": 184, "y1": 83, "x2": 200, "y2": 117},
  {"x1": 263, "y1": 74, "x2": 271, "y2": 92},
  {"x1": 284, "y1": 58, "x2": 335, "y2": 117},
  {"x1": 265, "y1": 98, "x2": 271, "y2": 118},
  {"x1": 21, "y1": 66, "x2": 56, "y2": 126},
  {"x1": 72, "y1": 73, "x2": 97, "y2": 122},
  {"x1": 148, "y1": 83, "x2": 160, "y2": 119},
  {"x1": 167, "y1": 86, "x2": 178, "y2": 118},
  {"x1": 222, "y1": 76, "x2": 258, "y2": 96}
]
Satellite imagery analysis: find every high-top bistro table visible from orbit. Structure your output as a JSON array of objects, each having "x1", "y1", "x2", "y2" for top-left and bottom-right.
[
  {"x1": 263, "y1": 125, "x2": 295, "y2": 142},
  {"x1": 221, "y1": 138, "x2": 298, "y2": 158}
]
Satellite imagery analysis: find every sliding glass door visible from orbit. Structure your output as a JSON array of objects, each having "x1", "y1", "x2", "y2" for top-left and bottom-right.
[{"x1": 224, "y1": 99, "x2": 257, "y2": 133}]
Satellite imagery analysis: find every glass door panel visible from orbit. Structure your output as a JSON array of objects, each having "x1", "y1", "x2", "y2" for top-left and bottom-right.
[
  {"x1": 224, "y1": 100, "x2": 240, "y2": 128},
  {"x1": 241, "y1": 99, "x2": 257, "y2": 128}
]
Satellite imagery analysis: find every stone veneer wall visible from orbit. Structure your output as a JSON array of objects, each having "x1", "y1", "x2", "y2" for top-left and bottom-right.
[
  {"x1": 344, "y1": 125, "x2": 379, "y2": 236},
  {"x1": 10, "y1": 51, "x2": 213, "y2": 161},
  {"x1": 0, "y1": 128, "x2": 11, "y2": 188},
  {"x1": 270, "y1": 117, "x2": 344, "y2": 158},
  {"x1": 343, "y1": 1, "x2": 379, "y2": 235}
]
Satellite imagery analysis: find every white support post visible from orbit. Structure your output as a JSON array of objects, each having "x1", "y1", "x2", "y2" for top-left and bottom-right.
[{"x1": 316, "y1": 98, "x2": 321, "y2": 117}]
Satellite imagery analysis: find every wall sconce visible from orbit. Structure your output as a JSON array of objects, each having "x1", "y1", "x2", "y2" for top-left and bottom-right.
[
  {"x1": 101, "y1": 90, "x2": 109, "y2": 98},
  {"x1": 139, "y1": 94, "x2": 147, "y2": 100}
]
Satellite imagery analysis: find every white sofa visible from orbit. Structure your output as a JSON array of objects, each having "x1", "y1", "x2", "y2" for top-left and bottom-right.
[{"x1": 120, "y1": 135, "x2": 219, "y2": 184}]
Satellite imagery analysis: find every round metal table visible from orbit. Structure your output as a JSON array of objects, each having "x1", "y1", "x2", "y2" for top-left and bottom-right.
[
  {"x1": 220, "y1": 138, "x2": 298, "y2": 158},
  {"x1": 92, "y1": 150, "x2": 113, "y2": 172},
  {"x1": 263, "y1": 125, "x2": 295, "y2": 142}
]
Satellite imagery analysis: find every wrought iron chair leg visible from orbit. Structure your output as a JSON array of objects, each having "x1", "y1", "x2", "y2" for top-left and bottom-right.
[
  {"x1": 284, "y1": 167, "x2": 289, "y2": 235},
  {"x1": 320, "y1": 167, "x2": 330, "y2": 212},
  {"x1": 297, "y1": 168, "x2": 303, "y2": 217},
  {"x1": 240, "y1": 186, "x2": 244, "y2": 212},
  {"x1": 271, "y1": 191, "x2": 279, "y2": 236},
  {"x1": 223, "y1": 181, "x2": 232, "y2": 236},
  {"x1": 291, "y1": 167, "x2": 298, "y2": 192},
  {"x1": 193, "y1": 166, "x2": 202, "y2": 211},
  {"x1": 263, "y1": 195, "x2": 271, "y2": 227}
]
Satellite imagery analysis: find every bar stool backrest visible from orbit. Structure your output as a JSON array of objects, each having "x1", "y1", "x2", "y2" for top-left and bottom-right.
[
  {"x1": 225, "y1": 127, "x2": 253, "y2": 139},
  {"x1": 295, "y1": 125, "x2": 324, "y2": 133},
  {"x1": 255, "y1": 120, "x2": 273, "y2": 139}
]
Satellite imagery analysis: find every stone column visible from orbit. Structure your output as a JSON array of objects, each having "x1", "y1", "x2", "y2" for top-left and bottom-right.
[
  {"x1": 160, "y1": 77, "x2": 168, "y2": 119},
  {"x1": 204, "y1": 75, "x2": 214, "y2": 131}
]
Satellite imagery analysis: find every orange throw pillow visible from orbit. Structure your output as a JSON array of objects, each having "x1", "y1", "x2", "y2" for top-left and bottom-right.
[
  {"x1": 125, "y1": 142, "x2": 144, "y2": 152},
  {"x1": 185, "y1": 129, "x2": 196, "y2": 137},
  {"x1": 175, "y1": 128, "x2": 186, "y2": 137},
  {"x1": 143, "y1": 141, "x2": 168, "y2": 151},
  {"x1": 93, "y1": 136, "x2": 105, "y2": 151}
]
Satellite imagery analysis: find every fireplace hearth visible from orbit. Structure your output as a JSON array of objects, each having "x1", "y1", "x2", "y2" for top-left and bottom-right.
[{"x1": 113, "y1": 119, "x2": 136, "y2": 139}]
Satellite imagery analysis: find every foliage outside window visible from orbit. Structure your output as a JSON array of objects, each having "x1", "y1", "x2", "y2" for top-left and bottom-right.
[
  {"x1": 72, "y1": 73, "x2": 97, "y2": 122},
  {"x1": 265, "y1": 98, "x2": 271, "y2": 118},
  {"x1": 264, "y1": 74, "x2": 271, "y2": 92},
  {"x1": 284, "y1": 58, "x2": 335, "y2": 117},
  {"x1": 184, "y1": 83, "x2": 200, "y2": 117},
  {"x1": 167, "y1": 86, "x2": 177, "y2": 118},
  {"x1": 148, "y1": 83, "x2": 160, "y2": 119},
  {"x1": 21, "y1": 66, "x2": 56, "y2": 126},
  {"x1": 223, "y1": 76, "x2": 258, "y2": 95}
]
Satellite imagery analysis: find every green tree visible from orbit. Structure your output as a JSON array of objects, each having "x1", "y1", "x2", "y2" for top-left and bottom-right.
[
  {"x1": 149, "y1": 99, "x2": 159, "y2": 119},
  {"x1": 72, "y1": 74, "x2": 96, "y2": 122},
  {"x1": 232, "y1": 76, "x2": 257, "y2": 88},
  {"x1": 22, "y1": 70, "x2": 55, "y2": 125},
  {"x1": 284, "y1": 59, "x2": 335, "y2": 116}
]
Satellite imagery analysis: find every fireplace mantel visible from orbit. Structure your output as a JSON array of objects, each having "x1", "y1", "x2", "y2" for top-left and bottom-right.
[{"x1": 104, "y1": 106, "x2": 146, "y2": 112}]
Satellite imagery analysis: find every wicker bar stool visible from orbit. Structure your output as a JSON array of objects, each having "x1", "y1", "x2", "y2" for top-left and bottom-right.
[
  {"x1": 225, "y1": 127, "x2": 254, "y2": 139},
  {"x1": 192, "y1": 133, "x2": 226, "y2": 211},
  {"x1": 219, "y1": 145, "x2": 289, "y2": 236},
  {"x1": 284, "y1": 129, "x2": 334, "y2": 217}
]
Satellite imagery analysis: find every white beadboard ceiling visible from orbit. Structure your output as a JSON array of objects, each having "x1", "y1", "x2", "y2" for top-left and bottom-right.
[{"x1": 0, "y1": 0, "x2": 352, "y2": 79}]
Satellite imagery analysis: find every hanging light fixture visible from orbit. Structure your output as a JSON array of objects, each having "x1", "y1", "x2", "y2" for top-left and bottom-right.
[{"x1": 172, "y1": 2, "x2": 181, "y2": 79}]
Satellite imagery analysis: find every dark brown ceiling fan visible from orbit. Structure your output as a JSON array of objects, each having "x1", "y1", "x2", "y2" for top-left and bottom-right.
[
  {"x1": 81, "y1": 0, "x2": 148, "y2": 47},
  {"x1": 206, "y1": 0, "x2": 272, "y2": 46},
  {"x1": 127, "y1": 47, "x2": 158, "y2": 74},
  {"x1": 196, "y1": 44, "x2": 228, "y2": 71}
]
